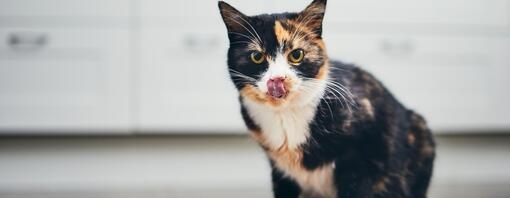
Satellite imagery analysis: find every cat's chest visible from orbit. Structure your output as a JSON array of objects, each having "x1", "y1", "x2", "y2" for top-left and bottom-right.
[
  {"x1": 243, "y1": 100, "x2": 317, "y2": 150},
  {"x1": 243, "y1": 100, "x2": 336, "y2": 197}
]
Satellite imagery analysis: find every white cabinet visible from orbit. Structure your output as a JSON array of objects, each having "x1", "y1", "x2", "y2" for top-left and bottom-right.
[
  {"x1": 285, "y1": 0, "x2": 510, "y2": 27},
  {"x1": 0, "y1": 0, "x2": 508, "y2": 134},
  {"x1": 324, "y1": 33, "x2": 510, "y2": 131},
  {"x1": 0, "y1": 0, "x2": 132, "y2": 134},
  {"x1": 331, "y1": 0, "x2": 509, "y2": 27},
  {"x1": 0, "y1": 28, "x2": 132, "y2": 134},
  {"x1": 137, "y1": 27, "x2": 244, "y2": 132},
  {"x1": 0, "y1": 0, "x2": 130, "y2": 18},
  {"x1": 136, "y1": 0, "x2": 510, "y2": 133},
  {"x1": 140, "y1": 0, "x2": 273, "y2": 24},
  {"x1": 136, "y1": 0, "x2": 258, "y2": 133}
]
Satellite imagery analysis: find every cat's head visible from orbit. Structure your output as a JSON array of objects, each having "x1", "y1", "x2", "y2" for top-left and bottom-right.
[{"x1": 219, "y1": 0, "x2": 329, "y2": 108}]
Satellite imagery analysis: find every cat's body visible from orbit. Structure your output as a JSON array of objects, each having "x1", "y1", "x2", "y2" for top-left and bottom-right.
[
  {"x1": 219, "y1": 1, "x2": 435, "y2": 197},
  {"x1": 246, "y1": 61, "x2": 435, "y2": 198}
]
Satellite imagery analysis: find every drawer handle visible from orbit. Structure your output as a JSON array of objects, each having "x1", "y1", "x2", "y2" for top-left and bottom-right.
[
  {"x1": 379, "y1": 39, "x2": 415, "y2": 56},
  {"x1": 8, "y1": 32, "x2": 48, "y2": 50},
  {"x1": 183, "y1": 35, "x2": 219, "y2": 52}
]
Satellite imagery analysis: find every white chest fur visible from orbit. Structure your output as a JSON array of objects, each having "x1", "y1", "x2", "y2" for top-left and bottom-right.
[
  {"x1": 243, "y1": 98, "x2": 336, "y2": 197},
  {"x1": 243, "y1": 99, "x2": 317, "y2": 150}
]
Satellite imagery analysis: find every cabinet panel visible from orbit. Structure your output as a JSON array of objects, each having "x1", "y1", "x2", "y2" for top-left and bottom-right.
[
  {"x1": 137, "y1": 26, "x2": 244, "y2": 133},
  {"x1": 0, "y1": 28, "x2": 131, "y2": 133},
  {"x1": 324, "y1": 33, "x2": 510, "y2": 131},
  {"x1": 140, "y1": 0, "x2": 274, "y2": 26},
  {"x1": 0, "y1": 0, "x2": 130, "y2": 18},
  {"x1": 284, "y1": 0, "x2": 510, "y2": 27},
  {"x1": 137, "y1": 0, "x2": 510, "y2": 133}
]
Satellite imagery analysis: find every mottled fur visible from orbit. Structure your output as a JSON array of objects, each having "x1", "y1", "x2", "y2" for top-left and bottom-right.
[{"x1": 219, "y1": 0, "x2": 435, "y2": 197}]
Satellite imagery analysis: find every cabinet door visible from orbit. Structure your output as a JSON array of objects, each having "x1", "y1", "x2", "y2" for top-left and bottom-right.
[
  {"x1": 137, "y1": 26, "x2": 245, "y2": 133},
  {"x1": 0, "y1": 0, "x2": 130, "y2": 18},
  {"x1": 140, "y1": 0, "x2": 274, "y2": 26},
  {"x1": 324, "y1": 32, "x2": 510, "y2": 132},
  {"x1": 285, "y1": 0, "x2": 510, "y2": 27},
  {"x1": 0, "y1": 28, "x2": 131, "y2": 134},
  {"x1": 137, "y1": 0, "x2": 277, "y2": 133}
]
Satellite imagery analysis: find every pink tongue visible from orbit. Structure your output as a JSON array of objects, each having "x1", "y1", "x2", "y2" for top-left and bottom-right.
[{"x1": 267, "y1": 78, "x2": 286, "y2": 98}]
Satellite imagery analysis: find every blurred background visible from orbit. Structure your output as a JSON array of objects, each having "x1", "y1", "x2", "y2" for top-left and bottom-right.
[{"x1": 0, "y1": 0, "x2": 509, "y2": 197}]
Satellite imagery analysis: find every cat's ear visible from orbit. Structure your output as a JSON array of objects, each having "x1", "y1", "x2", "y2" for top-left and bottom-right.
[
  {"x1": 298, "y1": 0, "x2": 327, "y2": 36},
  {"x1": 218, "y1": 1, "x2": 249, "y2": 33}
]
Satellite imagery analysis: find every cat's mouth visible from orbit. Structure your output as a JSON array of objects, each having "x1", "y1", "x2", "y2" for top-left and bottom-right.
[
  {"x1": 240, "y1": 77, "x2": 297, "y2": 106},
  {"x1": 266, "y1": 77, "x2": 287, "y2": 99}
]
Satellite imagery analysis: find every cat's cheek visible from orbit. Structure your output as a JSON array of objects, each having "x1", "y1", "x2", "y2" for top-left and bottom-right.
[
  {"x1": 256, "y1": 77, "x2": 268, "y2": 94},
  {"x1": 240, "y1": 85, "x2": 267, "y2": 104}
]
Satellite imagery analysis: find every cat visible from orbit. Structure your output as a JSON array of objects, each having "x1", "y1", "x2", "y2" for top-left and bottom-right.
[{"x1": 218, "y1": 0, "x2": 435, "y2": 197}]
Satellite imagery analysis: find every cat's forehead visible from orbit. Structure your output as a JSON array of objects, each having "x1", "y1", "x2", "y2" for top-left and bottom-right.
[
  {"x1": 242, "y1": 15, "x2": 320, "y2": 60},
  {"x1": 248, "y1": 13, "x2": 318, "y2": 55}
]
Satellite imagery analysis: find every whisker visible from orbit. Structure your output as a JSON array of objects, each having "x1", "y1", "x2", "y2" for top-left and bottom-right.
[
  {"x1": 229, "y1": 70, "x2": 256, "y2": 80},
  {"x1": 325, "y1": 83, "x2": 355, "y2": 108},
  {"x1": 229, "y1": 41, "x2": 254, "y2": 46},
  {"x1": 302, "y1": 76, "x2": 358, "y2": 114},
  {"x1": 227, "y1": 32, "x2": 260, "y2": 47},
  {"x1": 232, "y1": 13, "x2": 263, "y2": 45}
]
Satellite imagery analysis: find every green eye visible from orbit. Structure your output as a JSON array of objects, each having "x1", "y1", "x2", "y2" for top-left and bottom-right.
[
  {"x1": 250, "y1": 51, "x2": 265, "y2": 64},
  {"x1": 288, "y1": 49, "x2": 304, "y2": 64}
]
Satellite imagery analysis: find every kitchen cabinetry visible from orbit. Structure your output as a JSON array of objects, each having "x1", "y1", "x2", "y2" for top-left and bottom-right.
[
  {"x1": 0, "y1": 0, "x2": 132, "y2": 134},
  {"x1": 0, "y1": 0, "x2": 509, "y2": 134}
]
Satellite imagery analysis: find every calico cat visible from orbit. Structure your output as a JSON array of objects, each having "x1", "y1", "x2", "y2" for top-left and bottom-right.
[{"x1": 218, "y1": 0, "x2": 435, "y2": 197}]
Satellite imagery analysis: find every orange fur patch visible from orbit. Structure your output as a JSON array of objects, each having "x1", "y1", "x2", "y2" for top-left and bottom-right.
[
  {"x1": 269, "y1": 142, "x2": 336, "y2": 196},
  {"x1": 359, "y1": 98, "x2": 375, "y2": 118},
  {"x1": 250, "y1": 127, "x2": 336, "y2": 196},
  {"x1": 421, "y1": 143, "x2": 435, "y2": 157},
  {"x1": 315, "y1": 61, "x2": 329, "y2": 80},
  {"x1": 248, "y1": 128, "x2": 302, "y2": 166},
  {"x1": 372, "y1": 177, "x2": 389, "y2": 192},
  {"x1": 274, "y1": 21, "x2": 290, "y2": 46},
  {"x1": 249, "y1": 130, "x2": 270, "y2": 150},
  {"x1": 269, "y1": 144, "x2": 304, "y2": 172},
  {"x1": 275, "y1": 19, "x2": 328, "y2": 66},
  {"x1": 407, "y1": 132, "x2": 416, "y2": 146}
]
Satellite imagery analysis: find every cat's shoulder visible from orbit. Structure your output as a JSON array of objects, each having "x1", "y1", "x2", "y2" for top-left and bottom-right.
[{"x1": 328, "y1": 60, "x2": 383, "y2": 91}]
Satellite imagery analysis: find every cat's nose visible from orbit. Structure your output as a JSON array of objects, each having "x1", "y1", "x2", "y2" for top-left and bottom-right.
[{"x1": 267, "y1": 77, "x2": 287, "y2": 99}]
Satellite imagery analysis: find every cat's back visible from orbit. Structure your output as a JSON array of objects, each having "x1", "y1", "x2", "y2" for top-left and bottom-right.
[{"x1": 326, "y1": 60, "x2": 435, "y2": 197}]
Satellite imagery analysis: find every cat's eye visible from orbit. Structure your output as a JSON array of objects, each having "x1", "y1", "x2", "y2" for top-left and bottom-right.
[
  {"x1": 288, "y1": 49, "x2": 304, "y2": 64},
  {"x1": 250, "y1": 51, "x2": 265, "y2": 64}
]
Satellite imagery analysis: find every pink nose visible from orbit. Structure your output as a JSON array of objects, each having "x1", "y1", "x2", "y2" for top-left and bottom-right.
[{"x1": 267, "y1": 77, "x2": 287, "y2": 99}]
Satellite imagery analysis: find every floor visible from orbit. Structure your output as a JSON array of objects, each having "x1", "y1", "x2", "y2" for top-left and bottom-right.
[{"x1": 0, "y1": 134, "x2": 509, "y2": 198}]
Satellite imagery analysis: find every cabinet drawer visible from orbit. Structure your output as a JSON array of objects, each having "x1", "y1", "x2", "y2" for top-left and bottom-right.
[
  {"x1": 138, "y1": 27, "x2": 244, "y2": 132},
  {"x1": 0, "y1": 0, "x2": 130, "y2": 18},
  {"x1": 0, "y1": 28, "x2": 131, "y2": 133},
  {"x1": 324, "y1": 33, "x2": 510, "y2": 131},
  {"x1": 282, "y1": 0, "x2": 510, "y2": 27}
]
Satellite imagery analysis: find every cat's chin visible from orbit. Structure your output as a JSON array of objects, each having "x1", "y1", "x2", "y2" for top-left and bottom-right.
[{"x1": 265, "y1": 93, "x2": 292, "y2": 106}]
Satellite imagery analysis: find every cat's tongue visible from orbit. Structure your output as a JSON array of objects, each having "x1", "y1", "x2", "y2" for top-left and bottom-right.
[{"x1": 267, "y1": 78, "x2": 286, "y2": 99}]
